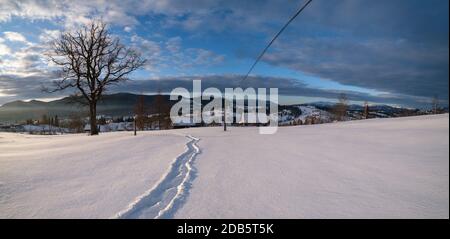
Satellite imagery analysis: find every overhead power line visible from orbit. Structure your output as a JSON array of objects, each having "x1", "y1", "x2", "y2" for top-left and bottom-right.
[
  {"x1": 223, "y1": 0, "x2": 313, "y2": 131},
  {"x1": 240, "y1": 0, "x2": 314, "y2": 84}
]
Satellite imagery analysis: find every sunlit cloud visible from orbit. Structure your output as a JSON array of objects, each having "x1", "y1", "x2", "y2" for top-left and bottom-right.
[
  {"x1": 0, "y1": 43, "x2": 11, "y2": 55},
  {"x1": 3, "y1": 31, "x2": 27, "y2": 42}
]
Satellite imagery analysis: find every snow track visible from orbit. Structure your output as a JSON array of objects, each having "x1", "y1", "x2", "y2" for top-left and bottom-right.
[{"x1": 114, "y1": 135, "x2": 200, "y2": 219}]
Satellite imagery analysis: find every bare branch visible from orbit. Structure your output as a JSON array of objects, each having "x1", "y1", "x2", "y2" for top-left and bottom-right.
[{"x1": 45, "y1": 20, "x2": 146, "y2": 135}]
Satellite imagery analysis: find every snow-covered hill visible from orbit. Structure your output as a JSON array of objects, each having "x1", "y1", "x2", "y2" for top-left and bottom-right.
[
  {"x1": 0, "y1": 114, "x2": 448, "y2": 218},
  {"x1": 279, "y1": 105, "x2": 333, "y2": 125}
]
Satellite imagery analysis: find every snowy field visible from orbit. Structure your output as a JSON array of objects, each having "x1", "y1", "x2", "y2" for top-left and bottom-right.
[
  {"x1": 0, "y1": 114, "x2": 448, "y2": 218},
  {"x1": 0, "y1": 132, "x2": 188, "y2": 218}
]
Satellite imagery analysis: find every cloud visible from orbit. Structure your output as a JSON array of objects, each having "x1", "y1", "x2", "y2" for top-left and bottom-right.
[
  {"x1": 0, "y1": 40, "x2": 49, "y2": 77},
  {"x1": 166, "y1": 36, "x2": 182, "y2": 53},
  {"x1": 38, "y1": 29, "x2": 61, "y2": 43},
  {"x1": 3, "y1": 31, "x2": 27, "y2": 42},
  {"x1": 0, "y1": 0, "x2": 65, "y2": 22},
  {"x1": 0, "y1": 0, "x2": 296, "y2": 33},
  {"x1": 123, "y1": 26, "x2": 133, "y2": 32},
  {"x1": 0, "y1": 72, "x2": 62, "y2": 103},
  {"x1": 0, "y1": 43, "x2": 11, "y2": 55},
  {"x1": 0, "y1": 0, "x2": 137, "y2": 28},
  {"x1": 241, "y1": 0, "x2": 449, "y2": 101},
  {"x1": 262, "y1": 37, "x2": 449, "y2": 100},
  {"x1": 131, "y1": 34, "x2": 225, "y2": 72},
  {"x1": 0, "y1": 73, "x2": 434, "y2": 107},
  {"x1": 107, "y1": 74, "x2": 439, "y2": 107}
]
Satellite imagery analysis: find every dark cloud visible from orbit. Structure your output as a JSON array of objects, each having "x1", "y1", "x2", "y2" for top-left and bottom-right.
[
  {"x1": 108, "y1": 75, "x2": 434, "y2": 107},
  {"x1": 256, "y1": 0, "x2": 449, "y2": 101},
  {"x1": 263, "y1": 37, "x2": 448, "y2": 100},
  {"x1": 0, "y1": 73, "x2": 65, "y2": 102},
  {"x1": 0, "y1": 73, "x2": 440, "y2": 108}
]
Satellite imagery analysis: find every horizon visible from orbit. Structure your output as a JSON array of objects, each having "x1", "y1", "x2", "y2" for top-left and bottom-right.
[{"x1": 0, "y1": 91, "x2": 421, "y2": 110}]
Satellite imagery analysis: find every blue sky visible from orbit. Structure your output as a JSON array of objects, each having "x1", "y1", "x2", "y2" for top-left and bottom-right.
[{"x1": 0, "y1": 0, "x2": 448, "y2": 108}]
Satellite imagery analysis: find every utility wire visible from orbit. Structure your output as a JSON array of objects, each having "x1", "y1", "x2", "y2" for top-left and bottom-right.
[
  {"x1": 223, "y1": 0, "x2": 313, "y2": 131},
  {"x1": 240, "y1": 0, "x2": 313, "y2": 85}
]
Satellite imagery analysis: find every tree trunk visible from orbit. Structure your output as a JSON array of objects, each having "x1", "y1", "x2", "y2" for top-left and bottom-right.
[
  {"x1": 223, "y1": 98, "x2": 227, "y2": 131},
  {"x1": 89, "y1": 102, "x2": 98, "y2": 135},
  {"x1": 134, "y1": 117, "x2": 137, "y2": 136}
]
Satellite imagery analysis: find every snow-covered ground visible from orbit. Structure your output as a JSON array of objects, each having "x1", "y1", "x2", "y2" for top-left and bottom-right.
[
  {"x1": 0, "y1": 114, "x2": 448, "y2": 218},
  {"x1": 279, "y1": 105, "x2": 332, "y2": 125},
  {"x1": 0, "y1": 131, "x2": 188, "y2": 218}
]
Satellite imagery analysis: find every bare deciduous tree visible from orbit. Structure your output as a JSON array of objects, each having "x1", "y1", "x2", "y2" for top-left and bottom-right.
[
  {"x1": 68, "y1": 113, "x2": 85, "y2": 133},
  {"x1": 363, "y1": 101, "x2": 369, "y2": 119},
  {"x1": 152, "y1": 91, "x2": 170, "y2": 130},
  {"x1": 47, "y1": 20, "x2": 145, "y2": 135},
  {"x1": 333, "y1": 93, "x2": 348, "y2": 121},
  {"x1": 134, "y1": 95, "x2": 147, "y2": 131},
  {"x1": 432, "y1": 95, "x2": 439, "y2": 114}
]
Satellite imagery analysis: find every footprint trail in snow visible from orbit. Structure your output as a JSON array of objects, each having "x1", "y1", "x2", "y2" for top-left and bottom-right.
[{"x1": 114, "y1": 135, "x2": 200, "y2": 219}]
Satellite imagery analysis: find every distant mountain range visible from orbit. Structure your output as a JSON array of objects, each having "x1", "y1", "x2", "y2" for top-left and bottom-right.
[
  {"x1": 0, "y1": 92, "x2": 426, "y2": 123},
  {"x1": 0, "y1": 93, "x2": 172, "y2": 123}
]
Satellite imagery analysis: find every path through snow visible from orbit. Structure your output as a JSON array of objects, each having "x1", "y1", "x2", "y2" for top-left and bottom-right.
[{"x1": 115, "y1": 135, "x2": 200, "y2": 219}]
